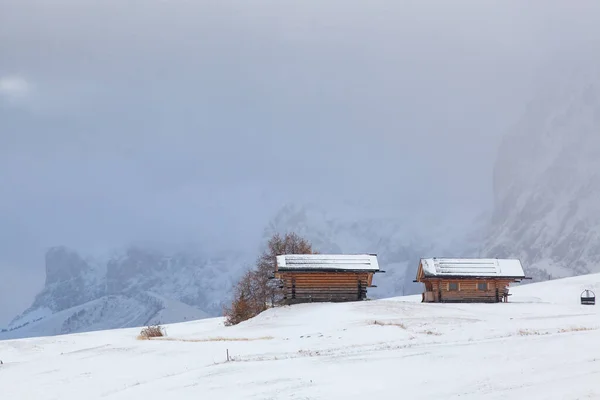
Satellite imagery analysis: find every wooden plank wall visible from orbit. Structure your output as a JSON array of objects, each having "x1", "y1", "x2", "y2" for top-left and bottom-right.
[
  {"x1": 276, "y1": 271, "x2": 374, "y2": 303},
  {"x1": 423, "y1": 279, "x2": 515, "y2": 303}
]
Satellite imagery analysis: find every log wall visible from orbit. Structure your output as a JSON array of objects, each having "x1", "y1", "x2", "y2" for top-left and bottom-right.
[
  {"x1": 421, "y1": 278, "x2": 515, "y2": 303},
  {"x1": 275, "y1": 271, "x2": 374, "y2": 304}
]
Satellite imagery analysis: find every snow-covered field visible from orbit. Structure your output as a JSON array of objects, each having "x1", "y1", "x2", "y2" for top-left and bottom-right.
[{"x1": 1, "y1": 274, "x2": 600, "y2": 399}]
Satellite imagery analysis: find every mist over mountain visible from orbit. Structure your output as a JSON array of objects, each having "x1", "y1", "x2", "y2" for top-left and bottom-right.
[
  {"x1": 481, "y1": 68, "x2": 600, "y2": 281},
  {"x1": 7, "y1": 67, "x2": 600, "y2": 338},
  {"x1": 8, "y1": 102, "x2": 600, "y2": 339}
]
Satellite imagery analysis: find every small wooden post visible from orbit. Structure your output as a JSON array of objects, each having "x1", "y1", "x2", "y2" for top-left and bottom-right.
[{"x1": 226, "y1": 349, "x2": 230, "y2": 362}]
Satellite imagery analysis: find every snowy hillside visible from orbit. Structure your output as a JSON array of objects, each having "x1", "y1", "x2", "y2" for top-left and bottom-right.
[
  {"x1": 1, "y1": 274, "x2": 599, "y2": 399},
  {"x1": 483, "y1": 74, "x2": 600, "y2": 281}
]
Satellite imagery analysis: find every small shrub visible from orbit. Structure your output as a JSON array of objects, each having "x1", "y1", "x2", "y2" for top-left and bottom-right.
[{"x1": 138, "y1": 324, "x2": 166, "y2": 339}]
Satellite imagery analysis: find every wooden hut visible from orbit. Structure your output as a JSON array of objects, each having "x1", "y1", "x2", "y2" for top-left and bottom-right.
[
  {"x1": 414, "y1": 258, "x2": 530, "y2": 303},
  {"x1": 274, "y1": 254, "x2": 383, "y2": 304}
]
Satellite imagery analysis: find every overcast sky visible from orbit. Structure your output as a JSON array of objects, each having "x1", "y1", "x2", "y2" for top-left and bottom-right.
[{"x1": 1, "y1": 0, "x2": 599, "y2": 324}]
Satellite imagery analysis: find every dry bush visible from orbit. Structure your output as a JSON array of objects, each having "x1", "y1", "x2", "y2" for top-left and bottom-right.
[
  {"x1": 224, "y1": 232, "x2": 315, "y2": 326},
  {"x1": 138, "y1": 324, "x2": 166, "y2": 340}
]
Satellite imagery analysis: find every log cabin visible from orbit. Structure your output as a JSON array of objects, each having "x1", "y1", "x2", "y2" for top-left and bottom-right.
[
  {"x1": 414, "y1": 258, "x2": 530, "y2": 303},
  {"x1": 274, "y1": 254, "x2": 383, "y2": 304}
]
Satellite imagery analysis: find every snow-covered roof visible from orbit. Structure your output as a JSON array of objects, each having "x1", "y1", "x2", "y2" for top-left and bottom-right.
[
  {"x1": 419, "y1": 258, "x2": 526, "y2": 278},
  {"x1": 276, "y1": 254, "x2": 379, "y2": 272}
]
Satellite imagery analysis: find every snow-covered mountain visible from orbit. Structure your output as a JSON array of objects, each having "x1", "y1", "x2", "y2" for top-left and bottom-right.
[
  {"x1": 1, "y1": 246, "x2": 246, "y2": 339},
  {"x1": 482, "y1": 74, "x2": 600, "y2": 281},
  {"x1": 2, "y1": 202, "x2": 480, "y2": 340}
]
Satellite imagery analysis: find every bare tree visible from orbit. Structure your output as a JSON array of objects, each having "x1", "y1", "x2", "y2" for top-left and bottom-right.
[
  {"x1": 224, "y1": 232, "x2": 315, "y2": 325},
  {"x1": 255, "y1": 232, "x2": 315, "y2": 308}
]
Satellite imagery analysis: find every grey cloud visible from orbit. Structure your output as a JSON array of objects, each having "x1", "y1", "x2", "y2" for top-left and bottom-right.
[{"x1": 0, "y1": 75, "x2": 32, "y2": 101}]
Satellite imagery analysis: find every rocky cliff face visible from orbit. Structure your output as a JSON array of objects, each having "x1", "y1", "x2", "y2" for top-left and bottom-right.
[
  {"x1": 30, "y1": 247, "x2": 105, "y2": 313},
  {"x1": 482, "y1": 77, "x2": 600, "y2": 281}
]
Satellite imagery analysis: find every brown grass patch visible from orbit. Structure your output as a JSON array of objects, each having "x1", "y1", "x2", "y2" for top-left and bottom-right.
[
  {"x1": 142, "y1": 336, "x2": 274, "y2": 342},
  {"x1": 517, "y1": 329, "x2": 545, "y2": 336},
  {"x1": 372, "y1": 320, "x2": 407, "y2": 329},
  {"x1": 419, "y1": 330, "x2": 442, "y2": 336},
  {"x1": 558, "y1": 327, "x2": 596, "y2": 333}
]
